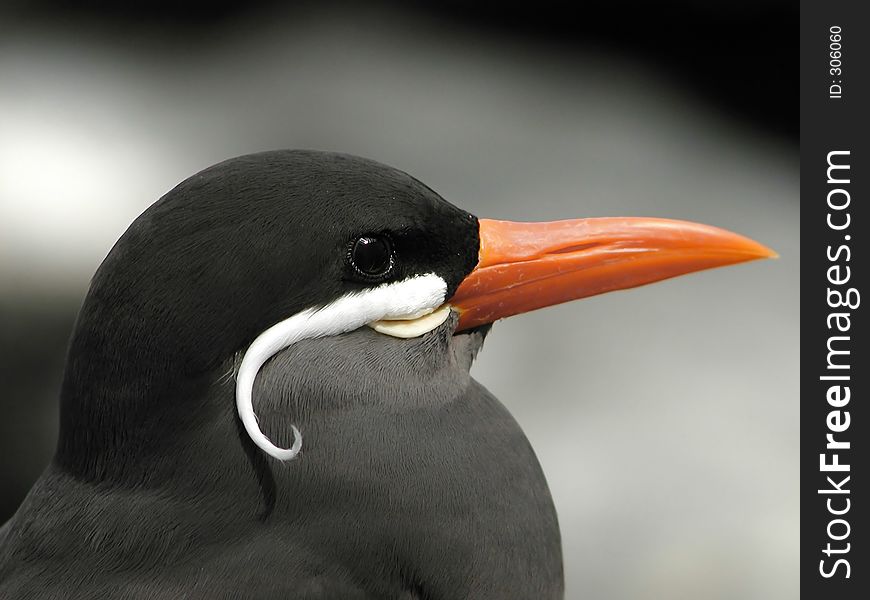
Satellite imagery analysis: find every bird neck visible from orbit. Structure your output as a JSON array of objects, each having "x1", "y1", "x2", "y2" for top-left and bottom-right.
[
  {"x1": 53, "y1": 291, "x2": 233, "y2": 482},
  {"x1": 52, "y1": 233, "x2": 263, "y2": 481}
]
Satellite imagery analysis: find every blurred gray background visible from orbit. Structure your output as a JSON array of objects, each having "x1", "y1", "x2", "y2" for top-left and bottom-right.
[{"x1": 1, "y1": 1, "x2": 797, "y2": 598}]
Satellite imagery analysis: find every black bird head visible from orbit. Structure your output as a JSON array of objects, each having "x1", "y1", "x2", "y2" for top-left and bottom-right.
[{"x1": 57, "y1": 149, "x2": 774, "y2": 478}]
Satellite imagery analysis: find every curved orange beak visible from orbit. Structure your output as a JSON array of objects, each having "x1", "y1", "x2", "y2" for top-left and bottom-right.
[{"x1": 450, "y1": 217, "x2": 777, "y2": 331}]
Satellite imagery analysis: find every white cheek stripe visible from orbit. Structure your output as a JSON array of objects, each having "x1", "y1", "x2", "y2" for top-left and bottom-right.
[{"x1": 235, "y1": 273, "x2": 448, "y2": 461}]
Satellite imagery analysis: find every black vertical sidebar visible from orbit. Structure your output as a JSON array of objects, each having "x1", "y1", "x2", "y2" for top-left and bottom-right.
[{"x1": 801, "y1": 1, "x2": 867, "y2": 597}]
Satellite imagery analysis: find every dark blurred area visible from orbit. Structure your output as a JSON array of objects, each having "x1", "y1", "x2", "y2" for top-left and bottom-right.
[
  {"x1": 4, "y1": 0, "x2": 797, "y2": 140},
  {"x1": 1, "y1": 1, "x2": 797, "y2": 598}
]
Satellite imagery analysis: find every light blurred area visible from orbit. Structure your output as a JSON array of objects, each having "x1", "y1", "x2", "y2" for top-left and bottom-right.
[{"x1": 1, "y1": 1, "x2": 797, "y2": 598}]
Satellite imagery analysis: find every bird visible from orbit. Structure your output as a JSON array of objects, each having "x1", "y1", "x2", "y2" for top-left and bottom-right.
[{"x1": 0, "y1": 150, "x2": 774, "y2": 599}]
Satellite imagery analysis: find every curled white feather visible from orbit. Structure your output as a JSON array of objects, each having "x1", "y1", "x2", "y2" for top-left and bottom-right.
[{"x1": 235, "y1": 273, "x2": 448, "y2": 460}]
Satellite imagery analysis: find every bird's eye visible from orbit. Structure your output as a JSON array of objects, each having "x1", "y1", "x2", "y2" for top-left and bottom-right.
[{"x1": 348, "y1": 235, "x2": 394, "y2": 279}]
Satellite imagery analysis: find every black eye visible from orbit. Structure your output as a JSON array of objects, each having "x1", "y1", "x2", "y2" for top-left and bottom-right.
[{"x1": 348, "y1": 235, "x2": 394, "y2": 279}]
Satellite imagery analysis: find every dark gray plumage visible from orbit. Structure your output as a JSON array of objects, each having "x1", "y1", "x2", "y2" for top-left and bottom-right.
[{"x1": 1, "y1": 315, "x2": 562, "y2": 598}]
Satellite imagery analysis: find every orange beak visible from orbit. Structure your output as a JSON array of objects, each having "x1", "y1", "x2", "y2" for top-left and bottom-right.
[{"x1": 450, "y1": 217, "x2": 777, "y2": 331}]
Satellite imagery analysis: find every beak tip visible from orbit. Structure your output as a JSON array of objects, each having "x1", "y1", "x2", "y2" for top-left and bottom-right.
[
  {"x1": 743, "y1": 239, "x2": 779, "y2": 261},
  {"x1": 712, "y1": 226, "x2": 777, "y2": 262}
]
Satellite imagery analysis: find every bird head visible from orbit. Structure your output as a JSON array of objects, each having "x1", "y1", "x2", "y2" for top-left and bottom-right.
[{"x1": 57, "y1": 150, "x2": 775, "y2": 475}]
